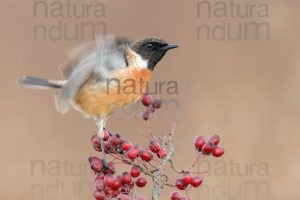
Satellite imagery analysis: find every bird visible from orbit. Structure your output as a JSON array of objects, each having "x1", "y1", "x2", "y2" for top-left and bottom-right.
[{"x1": 19, "y1": 36, "x2": 178, "y2": 165}]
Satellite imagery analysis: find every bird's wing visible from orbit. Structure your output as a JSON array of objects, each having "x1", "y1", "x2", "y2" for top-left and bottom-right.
[{"x1": 56, "y1": 35, "x2": 132, "y2": 113}]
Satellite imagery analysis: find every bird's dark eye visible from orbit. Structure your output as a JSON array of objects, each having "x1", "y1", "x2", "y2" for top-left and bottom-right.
[{"x1": 145, "y1": 43, "x2": 154, "y2": 49}]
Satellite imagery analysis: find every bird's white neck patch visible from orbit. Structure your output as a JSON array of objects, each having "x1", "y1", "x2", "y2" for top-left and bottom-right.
[{"x1": 129, "y1": 50, "x2": 149, "y2": 69}]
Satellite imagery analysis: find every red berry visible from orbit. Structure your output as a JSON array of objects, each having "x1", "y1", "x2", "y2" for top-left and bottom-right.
[
  {"x1": 194, "y1": 136, "x2": 205, "y2": 151},
  {"x1": 142, "y1": 110, "x2": 151, "y2": 120},
  {"x1": 140, "y1": 150, "x2": 153, "y2": 162},
  {"x1": 130, "y1": 166, "x2": 140, "y2": 177},
  {"x1": 103, "y1": 129, "x2": 110, "y2": 141},
  {"x1": 120, "y1": 186, "x2": 130, "y2": 195},
  {"x1": 135, "y1": 177, "x2": 147, "y2": 187},
  {"x1": 104, "y1": 175, "x2": 115, "y2": 188},
  {"x1": 105, "y1": 162, "x2": 116, "y2": 175},
  {"x1": 94, "y1": 190, "x2": 105, "y2": 200},
  {"x1": 109, "y1": 134, "x2": 121, "y2": 146},
  {"x1": 149, "y1": 141, "x2": 161, "y2": 153},
  {"x1": 122, "y1": 172, "x2": 132, "y2": 185},
  {"x1": 127, "y1": 148, "x2": 139, "y2": 160},
  {"x1": 95, "y1": 173, "x2": 104, "y2": 181},
  {"x1": 171, "y1": 191, "x2": 182, "y2": 200},
  {"x1": 111, "y1": 178, "x2": 122, "y2": 190},
  {"x1": 128, "y1": 179, "x2": 134, "y2": 187},
  {"x1": 88, "y1": 157, "x2": 103, "y2": 173},
  {"x1": 157, "y1": 148, "x2": 167, "y2": 159},
  {"x1": 191, "y1": 176, "x2": 203, "y2": 187},
  {"x1": 95, "y1": 179, "x2": 105, "y2": 191},
  {"x1": 208, "y1": 134, "x2": 220, "y2": 146},
  {"x1": 104, "y1": 142, "x2": 111, "y2": 154},
  {"x1": 152, "y1": 99, "x2": 163, "y2": 109},
  {"x1": 91, "y1": 135, "x2": 101, "y2": 151},
  {"x1": 141, "y1": 94, "x2": 153, "y2": 106},
  {"x1": 175, "y1": 179, "x2": 186, "y2": 190},
  {"x1": 201, "y1": 142, "x2": 213, "y2": 154},
  {"x1": 212, "y1": 147, "x2": 224, "y2": 157},
  {"x1": 181, "y1": 172, "x2": 193, "y2": 185},
  {"x1": 121, "y1": 141, "x2": 132, "y2": 151}
]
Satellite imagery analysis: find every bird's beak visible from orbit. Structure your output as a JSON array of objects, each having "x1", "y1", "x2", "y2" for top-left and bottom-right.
[{"x1": 163, "y1": 44, "x2": 178, "y2": 50}]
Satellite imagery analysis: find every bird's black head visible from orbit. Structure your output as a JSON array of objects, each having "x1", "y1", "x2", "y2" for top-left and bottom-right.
[{"x1": 131, "y1": 38, "x2": 178, "y2": 71}]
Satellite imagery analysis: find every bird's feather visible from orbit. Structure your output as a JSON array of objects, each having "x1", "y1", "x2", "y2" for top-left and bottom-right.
[{"x1": 56, "y1": 35, "x2": 132, "y2": 113}]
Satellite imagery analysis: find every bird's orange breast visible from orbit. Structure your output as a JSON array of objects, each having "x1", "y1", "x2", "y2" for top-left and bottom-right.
[{"x1": 73, "y1": 67, "x2": 152, "y2": 118}]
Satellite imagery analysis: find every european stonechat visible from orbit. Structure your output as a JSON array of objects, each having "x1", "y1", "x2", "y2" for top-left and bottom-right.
[{"x1": 19, "y1": 36, "x2": 178, "y2": 164}]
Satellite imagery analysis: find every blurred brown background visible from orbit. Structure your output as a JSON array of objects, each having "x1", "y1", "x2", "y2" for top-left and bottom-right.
[{"x1": 1, "y1": 0, "x2": 299, "y2": 199}]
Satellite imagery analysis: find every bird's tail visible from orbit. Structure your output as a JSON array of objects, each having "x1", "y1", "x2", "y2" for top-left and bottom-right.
[{"x1": 18, "y1": 76, "x2": 66, "y2": 89}]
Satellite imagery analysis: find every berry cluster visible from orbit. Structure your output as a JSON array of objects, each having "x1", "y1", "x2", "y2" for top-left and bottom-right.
[
  {"x1": 90, "y1": 156, "x2": 147, "y2": 199},
  {"x1": 141, "y1": 94, "x2": 163, "y2": 120},
  {"x1": 194, "y1": 135, "x2": 224, "y2": 157},
  {"x1": 91, "y1": 131, "x2": 168, "y2": 163},
  {"x1": 90, "y1": 130, "x2": 168, "y2": 199},
  {"x1": 175, "y1": 172, "x2": 203, "y2": 190},
  {"x1": 90, "y1": 134, "x2": 152, "y2": 199},
  {"x1": 168, "y1": 135, "x2": 225, "y2": 199},
  {"x1": 88, "y1": 94, "x2": 225, "y2": 200}
]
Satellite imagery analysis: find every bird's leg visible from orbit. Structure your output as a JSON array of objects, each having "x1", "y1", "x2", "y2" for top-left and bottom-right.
[{"x1": 96, "y1": 118, "x2": 108, "y2": 167}]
